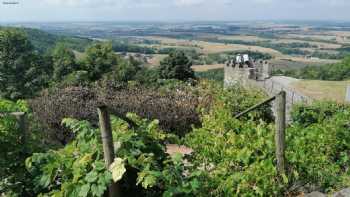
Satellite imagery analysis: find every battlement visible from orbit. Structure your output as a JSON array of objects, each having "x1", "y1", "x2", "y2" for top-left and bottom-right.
[{"x1": 224, "y1": 55, "x2": 272, "y2": 87}]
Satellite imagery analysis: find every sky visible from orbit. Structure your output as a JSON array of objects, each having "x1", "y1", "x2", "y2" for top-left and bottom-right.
[{"x1": 1, "y1": 0, "x2": 350, "y2": 22}]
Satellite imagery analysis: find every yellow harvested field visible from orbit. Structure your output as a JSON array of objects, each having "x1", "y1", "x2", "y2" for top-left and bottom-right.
[
  {"x1": 147, "y1": 36, "x2": 283, "y2": 56},
  {"x1": 192, "y1": 64, "x2": 224, "y2": 72},
  {"x1": 142, "y1": 36, "x2": 341, "y2": 65},
  {"x1": 292, "y1": 80, "x2": 350, "y2": 102}
]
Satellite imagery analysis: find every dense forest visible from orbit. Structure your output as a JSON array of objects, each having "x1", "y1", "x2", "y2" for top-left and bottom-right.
[{"x1": 1, "y1": 27, "x2": 350, "y2": 197}]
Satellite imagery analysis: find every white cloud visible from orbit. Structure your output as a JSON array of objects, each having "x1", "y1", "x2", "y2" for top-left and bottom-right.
[{"x1": 173, "y1": 0, "x2": 205, "y2": 6}]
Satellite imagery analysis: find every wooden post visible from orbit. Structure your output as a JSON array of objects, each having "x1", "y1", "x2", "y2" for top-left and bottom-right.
[
  {"x1": 97, "y1": 106, "x2": 121, "y2": 197},
  {"x1": 275, "y1": 91, "x2": 286, "y2": 177},
  {"x1": 271, "y1": 82, "x2": 274, "y2": 93},
  {"x1": 12, "y1": 112, "x2": 27, "y2": 146}
]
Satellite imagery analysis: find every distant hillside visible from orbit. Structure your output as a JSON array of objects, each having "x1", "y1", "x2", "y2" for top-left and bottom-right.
[{"x1": 0, "y1": 26, "x2": 93, "y2": 53}]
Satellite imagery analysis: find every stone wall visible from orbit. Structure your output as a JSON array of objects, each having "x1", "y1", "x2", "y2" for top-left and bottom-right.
[{"x1": 224, "y1": 62, "x2": 313, "y2": 122}]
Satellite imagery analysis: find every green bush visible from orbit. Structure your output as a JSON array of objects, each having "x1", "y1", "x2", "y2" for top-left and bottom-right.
[
  {"x1": 291, "y1": 102, "x2": 350, "y2": 126},
  {"x1": 183, "y1": 99, "x2": 350, "y2": 196},
  {"x1": 159, "y1": 51, "x2": 195, "y2": 81},
  {"x1": 26, "y1": 114, "x2": 200, "y2": 196},
  {"x1": 195, "y1": 69, "x2": 224, "y2": 82},
  {"x1": 0, "y1": 99, "x2": 44, "y2": 196}
]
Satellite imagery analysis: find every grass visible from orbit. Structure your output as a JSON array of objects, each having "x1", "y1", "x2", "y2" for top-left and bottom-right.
[{"x1": 292, "y1": 80, "x2": 350, "y2": 103}]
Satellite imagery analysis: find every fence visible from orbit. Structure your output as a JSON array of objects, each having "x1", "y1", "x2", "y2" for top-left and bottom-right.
[
  {"x1": 247, "y1": 77, "x2": 313, "y2": 122},
  {"x1": 235, "y1": 91, "x2": 287, "y2": 178},
  {"x1": 0, "y1": 112, "x2": 27, "y2": 146}
]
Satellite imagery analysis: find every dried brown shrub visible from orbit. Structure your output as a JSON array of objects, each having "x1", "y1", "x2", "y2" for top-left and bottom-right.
[{"x1": 29, "y1": 83, "x2": 206, "y2": 144}]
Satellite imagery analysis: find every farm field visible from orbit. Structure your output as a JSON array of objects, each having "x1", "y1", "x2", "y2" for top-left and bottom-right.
[
  {"x1": 136, "y1": 31, "x2": 344, "y2": 69},
  {"x1": 145, "y1": 36, "x2": 283, "y2": 55}
]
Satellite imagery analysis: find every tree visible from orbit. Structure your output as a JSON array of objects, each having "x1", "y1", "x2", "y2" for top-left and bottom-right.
[
  {"x1": 52, "y1": 43, "x2": 77, "y2": 82},
  {"x1": 114, "y1": 56, "x2": 142, "y2": 82},
  {"x1": 159, "y1": 50, "x2": 194, "y2": 81},
  {"x1": 0, "y1": 28, "x2": 51, "y2": 99},
  {"x1": 84, "y1": 42, "x2": 119, "y2": 80}
]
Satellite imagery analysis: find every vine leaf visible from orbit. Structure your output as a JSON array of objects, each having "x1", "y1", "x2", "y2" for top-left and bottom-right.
[{"x1": 109, "y1": 158, "x2": 126, "y2": 182}]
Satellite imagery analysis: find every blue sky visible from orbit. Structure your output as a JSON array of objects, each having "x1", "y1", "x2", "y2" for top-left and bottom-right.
[{"x1": 1, "y1": 0, "x2": 350, "y2": 22}]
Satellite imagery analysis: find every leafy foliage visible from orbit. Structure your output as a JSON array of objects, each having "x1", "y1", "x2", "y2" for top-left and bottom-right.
[
  {"x1": 195, "y1": 69, "x2": 224, "y2": 82},
  {"x1": 159, "y1": 51, "x2": 195, "y2": 81},
  {"x1": 26, "y1": 118, "x2": 112, "y2": 196},
  {"x1": 4, "y1": 81, "x2": 350, "y2": 196},
  {"x1": 83, "y1": 42, "x2": 120, "y2": 81},
  {"x1": 9, "y1": 27, "x2": 92, "y2": 53},
  {"x1": 277, "y1": 55, "x2": 350, "y2": 80},
  {"x1": 286, "y1": 106, "x2": 350, "y2": 193},
  {"x1": 52, "y1": 43, "x2": 78, "y2": 82},
  {"x1": 0, "y1": 28, "x2": 52, "y2": 99},
  {"x1": 184, "y1": 94, "x2": 350, "y2": 196},
  {"x1": 0, "y1": 99, "x2": 44, "y2": 196},
  {"x1": 26, "y1": 114, "x2": 200, "y2": 196}
]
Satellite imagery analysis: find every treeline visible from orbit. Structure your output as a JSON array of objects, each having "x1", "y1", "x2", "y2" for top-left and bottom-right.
[
  {"x1": 184, "y1": 50, "x2": 272, "y2": 65},
  {"x1": 274, "y1": 55, "x2": 350, "y2": 80},
  {"x1": 0, "y1": 27, "x2": 94, "y2": 53},
  {"x1": 0, "y1": 28, "x2": 196, "y2": 100},
  {"x1": 112, "y1": 40, "x2": 157, "y2": 54}
]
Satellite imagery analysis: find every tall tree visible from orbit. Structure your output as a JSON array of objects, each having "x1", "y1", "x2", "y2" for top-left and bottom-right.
[
  {"x1": 52, "y1": 43, "x2": 77, "y2": 82},
  {"x1": 159, "y1": 50, "x2": 194, "y2": 81},
  {"x1": 0, "y1": 28, "x2": 50, "y2": 99},
  {"x1": 84, "y1": 42, "x2": 119, "y2": 80}
]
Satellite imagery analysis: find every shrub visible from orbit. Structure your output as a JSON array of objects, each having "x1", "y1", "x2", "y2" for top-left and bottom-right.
[
  {"x1": 0, "y1": 99, "x2": 44, "y2": 196},
  {"x1": 29, "y1": 83, "x2": 204, "y2": 144},
  {"x1": 26, "y1": 114, "x2": 200, "y2": 196},
  {"x1": 287, "y1": 104, "x2": 350, "y2": 193},
  {"x1": 291, "y1": 102, "x2": 350, "y2": 126},
  {"x1": 195, "y1": 69, "x2": 224, "y2": 82},
  {"x1": 0, "y1": 28, "x2": 52, "y2": 99},
  {"x1": 159, "y1": 51, "x2": 195, "y2": 81},
  {"x1": 184, "y1": 99, "x2": 350, "y2": 196}
]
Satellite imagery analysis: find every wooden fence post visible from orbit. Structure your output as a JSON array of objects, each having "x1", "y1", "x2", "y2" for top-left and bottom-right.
[
  {"x1": 275, "y1": 91, "x2": 286, "y2": 177},
  {"x1": 12, "y1": 112, "x2": 27, "y2": 146},
  {"x1": 97, "y1": 106, "x2": 121, "y2": 197},
  {"x1": 271, "y1": 81, "x2": 274, "y2": 93}
]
